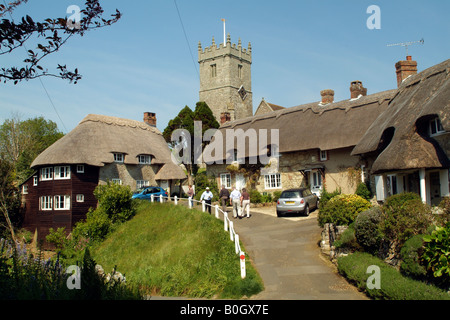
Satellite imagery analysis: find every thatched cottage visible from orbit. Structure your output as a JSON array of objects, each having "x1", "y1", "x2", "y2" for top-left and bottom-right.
[
  {"x1": 352, "y1": 58, "x2": 450, "y2": 205},
  {"x1": 20, "y1": 113, "x2": 186, "y2": 241}
]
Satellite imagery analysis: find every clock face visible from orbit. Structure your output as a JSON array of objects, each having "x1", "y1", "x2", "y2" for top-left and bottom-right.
[{"x1": 238, "y1": 85, "x2": 247, "y2": 100}]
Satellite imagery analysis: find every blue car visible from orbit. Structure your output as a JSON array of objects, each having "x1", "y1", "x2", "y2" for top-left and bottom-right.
[{"x1": 132, "y1": 186, "x2": 168, "y2": 201}]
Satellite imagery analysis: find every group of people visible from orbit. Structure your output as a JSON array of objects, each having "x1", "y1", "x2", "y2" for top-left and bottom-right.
[{"x1": 193, "y1": 185, "x2": 251, "y2": 219}]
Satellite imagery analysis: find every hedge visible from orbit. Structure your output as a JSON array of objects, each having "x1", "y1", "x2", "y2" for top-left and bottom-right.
[{"x1": 337, "y1": 252, "x2": 450, "y2": 300}]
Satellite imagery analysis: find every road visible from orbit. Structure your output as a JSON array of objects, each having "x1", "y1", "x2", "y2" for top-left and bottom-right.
[{"x1": 232, "y1": 205, "x2": 368, "y2": 300}]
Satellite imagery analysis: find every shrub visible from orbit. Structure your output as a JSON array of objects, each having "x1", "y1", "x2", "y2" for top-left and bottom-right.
[
  {"x1": 318, "y1": 194, "x2": 371, "y2": 227},
  {"x1": 380, "y1": 197, "x2": 433, "y2": 246},
  {"x1": 354, "y1": 207, "x2": 383, "y2": 253},
  {"x1": 73, "y1": 208, "x2": 112, "y2": 243},
  {"x1": 249, "y1": 189, "x2": 262, "y2": 204},
  {"x1": 355, "y1": 182, "x2": 372, "y2": 201},
  {"x1": 333, "y1": 223, "x2": 360, "y2": 250},
  {"x1": 94, "y1": 182, "x2": 137, "y2": 224},
  {"x1": 273, "y1": 191, "x2": 282, "y2": 202},
  {"x1": 46, "y1": 227, "x2": 68, "y2": 250},
  {"x1": 436, "y1": 197, "x2": 450, "y2": 227},
  {"x1": 422, "y1": 225, "x2": 450, "y2": 288},
  {"x1": 318, "y1": 188, "x2": 341, "y2": 211},
  {"x1": 399, "y1": 234, "x2": 427, "y2": 280}
]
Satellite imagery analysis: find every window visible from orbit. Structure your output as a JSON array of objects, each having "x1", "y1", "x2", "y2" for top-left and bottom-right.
[
  {"x1": 136, "y1": 180, "x2": 150, "y2": 189},
  {"x1": 138, "y1": 155, "x2": 152, "y2": 164},
  {"x1": 112, "y1": 179, "x2": 122, "y2": 185},
  {"x1": 54, "y1": 195, "x2": 70, "y2": 210},
  {"x1": 238, "y1": 65, "x2": 243, "y2": 79},
  {"x1": 22, "y1": 185, "x2": 28, "y2": 194},
  {"x1": 320, "y1": 150, "x2": 328, "y2": 161},
  {"x1": 40, "y1": 196, "x2": 53, "y2": 211},
  {"x1": 76, "y1": 194, "x2": 84, "y2": 203},
  {"x1": 113, "y1": 153, "x2": 124, "y2": 163},
  {"x1": 429, "y1": 117, "x2": 445, "y2": 136},
  {"x1": 210, "y1": 64, "x2": 217, "y2": 78},
  {"x1": 54, "y1": 166, "x2": 71, "y2": 180},
  {"x1": 220, "y1": 173, "x2": 231, "y2": 189},
  {"x1": 77, "y1": 165, "x2": 84, "y2": 173},
  {"x1": 312, "y1": 170, "x2": 322, "y2": 188},
  {"x1": 33, "y1": 176, "x2": 38, "y2": 186},
  {"x1": 264, "y1": 173, "x2": 281, "y2": 189},
  {"x1": 386, "y1": 175, "x2": 398, "y2": 197},
  {"x1": 40, "y1": 167, "x2": 53, "y2": 181}
]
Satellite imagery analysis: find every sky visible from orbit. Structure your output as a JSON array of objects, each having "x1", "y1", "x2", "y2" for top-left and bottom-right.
[{"x1": 1, "y1": 0, "x2": 449, "y2": 134}]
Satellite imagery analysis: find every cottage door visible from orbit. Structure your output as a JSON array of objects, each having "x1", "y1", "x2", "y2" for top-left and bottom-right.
[
  {"x1": 235, "y1": 174, "x2": 246, "y2": 191},
  {"x1": 429, "y1": 172, "x2": 441, "y2": 206}
]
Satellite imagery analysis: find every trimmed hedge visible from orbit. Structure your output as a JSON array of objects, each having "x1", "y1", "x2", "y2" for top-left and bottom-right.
[
  {"x1": 337, "y1": 252, "x2": 450, "y2": 300},
  {"x1": 318, "y1": 194, "x2": 371, "y2": 227}
]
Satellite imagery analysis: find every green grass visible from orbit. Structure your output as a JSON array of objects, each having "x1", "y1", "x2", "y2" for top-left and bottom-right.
[
  {"x1": 92, "y1": 201, "x2": 263, "y2": 299},
  {"x1": 337, "y1": 252, "x2": 450, "y2": 300}
]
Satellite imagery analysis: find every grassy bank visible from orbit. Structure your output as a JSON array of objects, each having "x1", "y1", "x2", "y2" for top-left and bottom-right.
[{"x1": 92, "y1": 201, "x2": 263, "y2": 299}]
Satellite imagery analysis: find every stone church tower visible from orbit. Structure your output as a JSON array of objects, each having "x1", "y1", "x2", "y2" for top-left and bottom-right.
[{"x1": 198, "y1": 34, "x2": 253, "y2": 123}]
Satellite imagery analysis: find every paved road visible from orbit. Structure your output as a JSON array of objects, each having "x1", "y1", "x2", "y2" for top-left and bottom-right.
[{"x1": 231, "y1": 206, "x2": 368, "y2": 300}]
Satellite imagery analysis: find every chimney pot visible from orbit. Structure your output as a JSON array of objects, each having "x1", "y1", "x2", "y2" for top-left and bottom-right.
[
  {"x1": 395, "y1": 56, "x2": 417, "y2": 87},
  {"x1": 320, "y1": 89, "x2": 334, "y2": 104},
  {"x1": 350, "y1": 80, "x2": 367, "y2": 99},
  {"x1": 143, "y1": 112, "x2": 156, "y2": 127}
]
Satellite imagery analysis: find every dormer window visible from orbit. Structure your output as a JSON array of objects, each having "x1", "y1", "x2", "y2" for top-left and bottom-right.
[
  {"x1": 113, "y1": 153, "x2": 124, "y2": 163},
  {"x1": 429, "y1": 117, "x2": 445, "y2": 136},
  {"x1": 138, "y1": 155, "x2": 152, "y2": 164}
]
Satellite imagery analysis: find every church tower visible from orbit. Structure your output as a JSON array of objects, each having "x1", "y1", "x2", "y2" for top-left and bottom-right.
[{"x1": 198, "y1": 34, "x2": 253, "y2": 123}]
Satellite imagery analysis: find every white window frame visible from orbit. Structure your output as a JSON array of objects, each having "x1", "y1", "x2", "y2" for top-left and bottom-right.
[
  {"x1": 40, "y1": 167, "x2": 53, "y2": 181},
  {"x1": 112, "y1": 179, "x2": 122, "y2": 185},
  {"x1": 311, "y1": 170, "x2": 322, "y2": 188},
  {"x1": 40, "y1": 196, "x2": 53, "y2": 211},
  {"x1": 113, "y1": 153, "x2": 124, "y2": 163},
  {"x1": 136, "y1": 180, "x2": 150, "y2": 189},
  {"x1": 54, "y1": 195, "x2": 70, "y2": 210},
  {"x1": 33, "y1": 176, "x2": 38, "y2": 186},
  {"x1": 220, "y1": 173, "x2": 231, "y2": 189},
  {"x1": 138, "y1": 155, "x2": 152, "y2": 164},
  {"x1": 22, "y1": 185, "x2": 28, "y2": 194},
  {"x1": 429, "y1": 117, "x2": 445, "y2": 136},
  {"x1": 320, "y1": 150, "x2": 328, "y2": 161},
  {"x1": 77, "y1": 165, "x2": 84, "y2": 173},
  {"x1": 264, "y1": 173, "x2": 282, "y2": 189},
  {"x1": 54, "y1": 166, "x2": 71, "y2": 180},
  {"x1": 76, "y1": 194, "x2": 84, "y2": 203}
]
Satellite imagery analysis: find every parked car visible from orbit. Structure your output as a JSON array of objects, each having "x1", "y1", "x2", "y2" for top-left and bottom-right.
[
  {"x1": 276, "y1": 188, "x2": 318, "y2": 217},
  {"x1": 132, "y1": 186, "x2": 168, "y2": 201}
]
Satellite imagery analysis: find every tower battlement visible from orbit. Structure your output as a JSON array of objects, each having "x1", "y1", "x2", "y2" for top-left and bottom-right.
[{"x1": 198, "y1": 34, "x2": 252, "y2": 63}]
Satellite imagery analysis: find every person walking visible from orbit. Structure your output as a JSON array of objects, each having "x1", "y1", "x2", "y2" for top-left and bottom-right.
[
  {"x1": 241, "y1": 188, "x2": 251, "y2": 218},
  {"x1": 200, "y1": 187, "x2": 213, "y2": 214},
  {"x1": 219, "y1": 185, "x2": 230, "y2": 213},
  {"x1": 229, "y1": 186, "x2": 241, "y2": 218},
  {"x1": 187, "y1": 185, "x2": 194, "y2": 207}
]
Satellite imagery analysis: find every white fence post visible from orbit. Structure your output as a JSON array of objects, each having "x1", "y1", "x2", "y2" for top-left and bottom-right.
[
  {"x1": 188, "y1": 197, "x2": 192, "y2": 209},
  {"x1": 202, "y1": 200, "x2": 205, "y2": 212},
  {"x1": 229, "y1": 221, "x2": 234, "y2": 241},
  {"x1": 235, "y1": 234, "x2": 240, "y2": 254},
  {"x1": 224, "y1": 212, "x2": 228, "y2": 231},
  {"x1": 214, "y1": 205, "x2": 219, "y2": 218},
  {"x1": 240, "y1": 252, "x2": 246, "y2": 279},
  {"x1": 159, "y1": 194, "x2": 163, "y2": 203},
  {"x1": 174, "y1": 195, "x2": 178, "y2": 205},
  {"x1": 151, "y1": 194, "x2": 154, "y2": 203}
]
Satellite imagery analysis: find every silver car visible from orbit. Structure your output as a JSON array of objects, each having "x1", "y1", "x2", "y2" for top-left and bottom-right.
[{"x1": 276, "y1": 188, "x2": 318, "y2": 217}]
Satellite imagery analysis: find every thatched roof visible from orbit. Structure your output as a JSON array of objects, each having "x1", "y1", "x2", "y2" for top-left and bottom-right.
[
  {"x1": 155, "y1": 163, "x2": 187, "y2": 180},
  {"x1": 204, "y1": 89, "x2": 395, "y2": 162},
  {"x1": 31, "y1": 114, "x2": 187, "y2": 180},
  {"x1": 352, "y1": 59, "x2": 450, "y2": 173}
]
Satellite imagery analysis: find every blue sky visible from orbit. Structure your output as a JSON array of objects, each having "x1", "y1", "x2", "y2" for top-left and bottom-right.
[{"x1": 1, "y1": 0, "x2": 449, "y2": 133}]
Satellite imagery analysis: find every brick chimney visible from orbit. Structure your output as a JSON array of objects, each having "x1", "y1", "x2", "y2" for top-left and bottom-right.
[
  {"x1": 320, "y1": 89, "x2": 334, "y2": 104},
  {"x1": 220, "y1": 112, "x2": 231, "y2": 125},
  {"x1": 143, "y1": 112, "x2": 156, "y2": 127},
  {"x1": 350, "y1": 81, "x2": 367, "y2": 99},
  {"x1": 395, "y1": 56, "x2": 417, "y2": 87}
]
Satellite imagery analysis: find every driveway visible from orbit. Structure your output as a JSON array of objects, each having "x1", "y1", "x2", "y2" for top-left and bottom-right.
[{"x1": 232, "y1": 205, "x2": 368, "y2": 300}]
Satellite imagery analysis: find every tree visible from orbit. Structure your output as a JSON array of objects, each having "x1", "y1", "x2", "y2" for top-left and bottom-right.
[
  {"x1": 0, "y1": 159, "x2": 20, "y2": 241},
  {"x1": 163, "y1": 102, "x2": 220, "y2": 183},
  {"x1": 0, "y1": 0, "x2": 121, "y2": 84}
]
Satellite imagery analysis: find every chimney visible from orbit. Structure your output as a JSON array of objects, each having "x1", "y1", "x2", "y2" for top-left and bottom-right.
[
  {"x1": 220, "y1": 112, "x2": 231, "y2": 125},
  {"x1": 143, "y1": 112, "x2": 156, "y2": 127},
  {"x1": 395, "y1": 56, "x2": 417, "y2": 87},
  {"x1": 350, "y1": 81, "x2": 367, "y2": 99},
  {"x1": 320, "y1": 89, "x2": 334, "y2": 105}
]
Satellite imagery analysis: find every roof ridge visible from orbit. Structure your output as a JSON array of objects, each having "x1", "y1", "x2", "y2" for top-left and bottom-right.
[{"x1": 80, "y1": 114, "x2": 162, "y2": 135}]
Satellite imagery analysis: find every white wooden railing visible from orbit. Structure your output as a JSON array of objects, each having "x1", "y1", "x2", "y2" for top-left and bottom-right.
[{"x1": 149, "y1": 194, "x2": 246, "y2": 279}]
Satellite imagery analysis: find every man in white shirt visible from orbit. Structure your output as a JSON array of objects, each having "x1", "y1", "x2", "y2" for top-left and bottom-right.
[
  {"x1": 229, "y1": 186, "x2": 241, "y2": 218},
  {"x1": 200, "y1": 187, "x2": 213, "y2": 214}
]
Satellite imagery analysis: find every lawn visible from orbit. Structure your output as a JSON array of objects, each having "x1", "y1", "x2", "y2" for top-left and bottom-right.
[{"x1": 92, "y1": 201, "x2": 264, "y2": 299}]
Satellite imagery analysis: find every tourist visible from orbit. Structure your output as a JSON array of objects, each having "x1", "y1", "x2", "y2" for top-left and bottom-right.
[
  {"x1": 229, "y1": 186, "x2": 241, "y2": 218},
  {"x1": 219, "y1": 185, "x2": 230, "y2": 213},
  {"x1": 241, "y1": 188, "x2": 250, "y2": 218},
  {"x1": 200, "y1": 187, "x2": 213, "y2": 214}
]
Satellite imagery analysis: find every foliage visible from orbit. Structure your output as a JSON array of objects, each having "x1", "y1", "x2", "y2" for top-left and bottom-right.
[
  {"x1": 273, "y1": 191, "x2": 282, "y2": 202},
  {"x1": 193, "y1": 171, "x2": 219, "y2": 202},
  {"x1": 46, "y1": 227, "x2": 68, "y2": 250},
  {"x1": 337, "y1": 252, "x2": 450, "y2": 300},
  {"x1": 399, "y1": 234, "x2": 427, "y2": 280},
  {"x1": 318, "y1": 187, "x2": 341, "y2": 211},
  {"x1": 94, "y1": 181, "x2": 137, "y2": 224},
  {"x1": 318, "y1": 194, "x2": 371, "y2": 227},
  {"x1": 0, "y1": 0, "x2": 121, "y2": 84},
  {"x1": 93, "y1": 201, "x2": 264, "y2": 299},
  {"x1": 380, "y1": 196, "x2": 433, "y2": 246},
  {"x1": 355, "y1": 181, "x2": 372, "y2": 201},
  {"x1": 354, "y1": 207, "x2": 383, "y2": 253},
  {"x1": 333, "y1": 223, "x2": 360, "y2": 251},
  {"x1": 249, "y1": 189, "x2": 262, "y2": 204},
  {"x1": 436, "y1": 197, "x2": 450, "y2": 227},
  {"x1": 0, "y1": 159, "x2": 20, "y2": 240},
  {"x1": 422, "y1": 225, "x2": 450, "y2": 288}
]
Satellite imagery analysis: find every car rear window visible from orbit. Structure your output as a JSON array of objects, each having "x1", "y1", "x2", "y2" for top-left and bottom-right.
[{"x1": 281, "y1": 191, "x2": 301, "y2": 198}]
